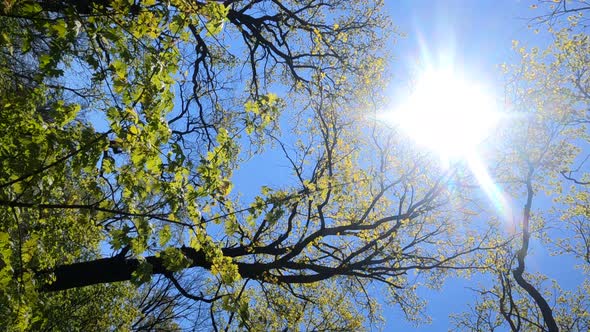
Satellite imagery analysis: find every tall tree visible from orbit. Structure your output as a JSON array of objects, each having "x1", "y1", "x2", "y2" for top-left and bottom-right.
[
  {"x1": 13, "y1": 1, "x2": 590, "y2": 330},
  {"x1": 452, "y1": 3, "x2": 590, "y2": 331},
  {"x1": 0, "y1": 0, "x2": 498, "y2": 330}
]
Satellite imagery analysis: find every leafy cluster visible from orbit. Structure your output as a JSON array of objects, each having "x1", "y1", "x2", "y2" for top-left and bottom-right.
[{"x1": 3, "y1": 0, "x2": 590, "y2": 331}]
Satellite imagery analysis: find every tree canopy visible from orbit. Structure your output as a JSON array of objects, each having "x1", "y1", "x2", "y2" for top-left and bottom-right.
[{"x1": 1, "y1": 0, "x2": 590, "y2": 331}]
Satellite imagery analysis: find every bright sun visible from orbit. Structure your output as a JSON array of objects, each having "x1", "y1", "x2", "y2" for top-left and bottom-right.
[{"x1": 381, "y1": 69, "x2": 501, "y2": 159}]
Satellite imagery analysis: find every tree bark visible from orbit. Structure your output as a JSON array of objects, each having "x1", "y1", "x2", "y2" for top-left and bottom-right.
[
  {"x1": 41, "y1": 246, "x2": 212, "y2": 291},
  {"x1": 512, "y1": 170, "x2": 559, "y2": 332}
]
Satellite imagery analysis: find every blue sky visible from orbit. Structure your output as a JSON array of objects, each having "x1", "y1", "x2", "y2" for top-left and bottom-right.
[{"x1": 386, "y1": 0, "x2": 539, "y2": 87}]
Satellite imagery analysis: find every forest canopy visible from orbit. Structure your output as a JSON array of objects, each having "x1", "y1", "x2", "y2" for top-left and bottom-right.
[{"x1": 0, "y1": 0, "x2": 589, "y2": 331}]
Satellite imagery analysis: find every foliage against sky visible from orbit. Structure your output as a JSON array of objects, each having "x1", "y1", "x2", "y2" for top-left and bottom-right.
[{"x1": 0, "y1": 0, "x2": 589, "y2": 331}]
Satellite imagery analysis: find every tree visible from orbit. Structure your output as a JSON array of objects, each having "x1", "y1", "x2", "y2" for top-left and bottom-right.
[
  {"x1": 5, "y1": 1, "x2": 589, "y2": 331},
  {"x1": 1, "y1": 0, "x2": 498, "y2": 330},
  {"x1": 451, "y1": 3, "x2": 590, "y2": 331}
]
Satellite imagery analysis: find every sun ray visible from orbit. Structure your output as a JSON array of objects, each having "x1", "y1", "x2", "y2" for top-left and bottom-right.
[
  {"x1": 466, "y1": 154, "x2": 514, "y2": 231},
  {"x1": 378, "y1": 67, "x2": 515, "y2": 224},
  {"x1": 379, "y1": 69, "x2": 501, "y2": 159}
]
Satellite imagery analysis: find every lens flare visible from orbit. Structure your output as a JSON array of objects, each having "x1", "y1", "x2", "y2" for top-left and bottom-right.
[
  {"x1": 466, "y1": 154, "x2": 514, "y2": 228},
  {"x1": 378, "y1": 67, "x2": 513, "y2": 225},
  {"x1": 379, "y1": 69, "x2": 501, "y2": 159}
]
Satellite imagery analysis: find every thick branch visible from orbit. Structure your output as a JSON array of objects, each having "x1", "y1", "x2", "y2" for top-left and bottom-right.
[
  {"x1": 39, "y1": 246, "x2": 268, "y2": 291},
  {"x1": 512, "y1": 169, "x2": 559, "y2": 332}
]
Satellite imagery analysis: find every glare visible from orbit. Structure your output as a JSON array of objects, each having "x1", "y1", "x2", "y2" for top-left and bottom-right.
[
  {"x1": 466, "y1": 155, "x2": 513, "y2": 227},
  {"x1": 378, "y1": 67, "x2": 513, "y2": 226},
  {"x1": 380, "y1": 69, "x2": 501, "y2": 159}
]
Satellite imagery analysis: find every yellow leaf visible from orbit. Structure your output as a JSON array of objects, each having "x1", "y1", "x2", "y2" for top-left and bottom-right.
[{"x1": 129, "y1": 125, "x2": 139, "y2": 135}]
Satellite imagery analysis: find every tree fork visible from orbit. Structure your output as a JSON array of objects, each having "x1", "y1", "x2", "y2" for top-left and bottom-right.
[{"x1": 38, "y1": 244, "x2": 360, "y2": 292}]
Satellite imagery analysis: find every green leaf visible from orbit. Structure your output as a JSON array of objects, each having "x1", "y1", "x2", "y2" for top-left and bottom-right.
[
  {"x1": 131, "y1": 259, "x2": 153, "y2": 286},
  {"x1": 39, "y1": 54, "x2": 52, "y2": 69},
  {"x1": 52, "y1": 20, "x2": 67, "y2": 38},
  {"x1": 102, "y1": 156, "x2": 115, "y2": 173},
  {"x1": 157, "y1": 247, "x2": 191, "y2": 272},
  {"x1": 129, "y1": 125, "x2": 139, "y2": 135},
  {"x1": 110, "y1": 60, "x2": 127, "y2": 79},
  {"x1": 158, "y1": 225, "x2": 172, "y2": 246}
]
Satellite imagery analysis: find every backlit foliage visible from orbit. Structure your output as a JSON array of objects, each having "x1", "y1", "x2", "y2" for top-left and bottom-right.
[
  {"x1": 451, "y1": 3, "x2": 590, "y2": 331},
  {"x1": 0, "y1": 0, "x2": 484, "y2": 330},
  {"x1": 4, "y1": 1, "x2": 590, "y2": 331}
]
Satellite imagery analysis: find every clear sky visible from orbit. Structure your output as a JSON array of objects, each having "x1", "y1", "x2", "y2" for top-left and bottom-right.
[{"x1": 386, "y1": 0, "x2": 540, "y2": 88}]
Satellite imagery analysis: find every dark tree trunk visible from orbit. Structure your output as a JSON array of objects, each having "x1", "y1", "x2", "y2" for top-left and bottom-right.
[
  {"x1": 40, "y1": 247, "x2": 212, "y2": 291},
  {"x1": 39, "y1": 246, "x2": 288, "y2": 291}
]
